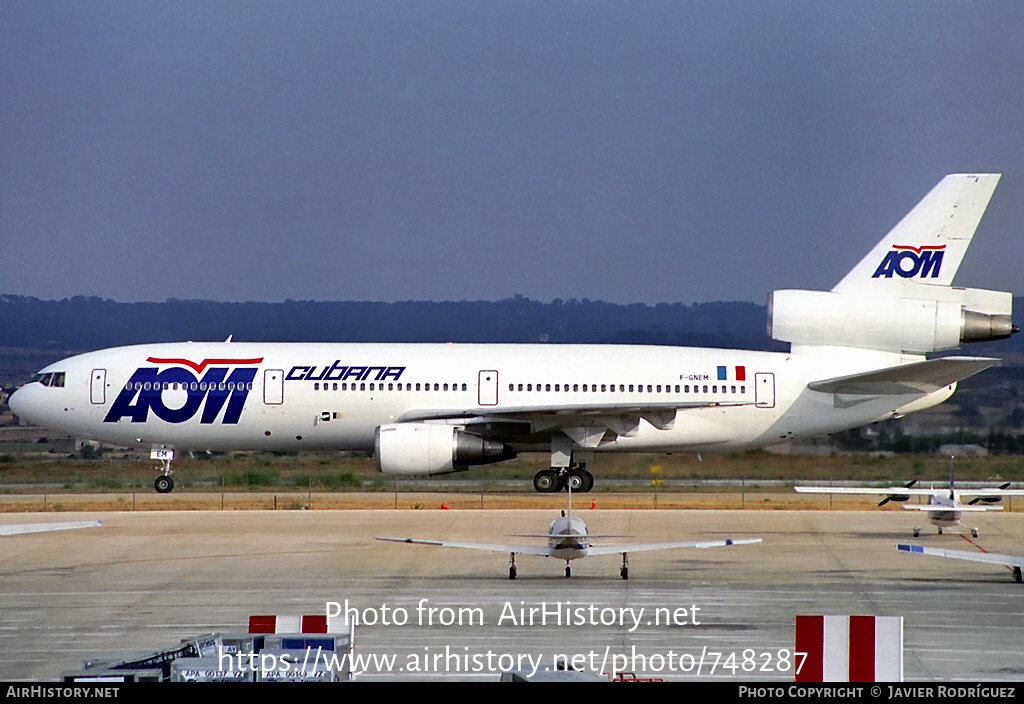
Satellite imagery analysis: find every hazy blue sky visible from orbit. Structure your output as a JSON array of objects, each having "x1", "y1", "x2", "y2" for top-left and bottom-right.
[{"x1": 3, "y1": 1, "x2": 1022, "y2": 305}]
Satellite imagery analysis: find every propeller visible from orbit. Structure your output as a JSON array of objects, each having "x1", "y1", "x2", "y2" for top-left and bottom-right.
[
  {"x1": 970, "y1": 484, "x2": 1010, "y2": 505},
  {"x1": 879, "y1": 480, "x2": 917, "y2": 507}
]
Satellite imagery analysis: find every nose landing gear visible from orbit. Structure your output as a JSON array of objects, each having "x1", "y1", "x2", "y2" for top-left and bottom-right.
[{"x1": 152, "y1": 448, "x2": 175, "y2": 493}]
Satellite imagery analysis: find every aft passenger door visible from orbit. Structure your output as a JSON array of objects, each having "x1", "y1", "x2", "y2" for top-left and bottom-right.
[
  {"x1": 755, "y1": 372, "x2": 775, "y2": 408},
  {"x1": 478, "y1": 370, "x2": 498, "y2": 406}
]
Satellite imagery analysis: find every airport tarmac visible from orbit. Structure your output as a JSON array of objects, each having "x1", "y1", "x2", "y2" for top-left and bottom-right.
[{"x1": 1, "y1": 506, "x2": 1022, "y2": 682}]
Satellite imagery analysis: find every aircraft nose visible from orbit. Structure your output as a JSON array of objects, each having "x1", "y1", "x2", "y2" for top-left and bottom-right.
[{"x1": 8, "y1": 385, "x2": 41, "y2": 425}]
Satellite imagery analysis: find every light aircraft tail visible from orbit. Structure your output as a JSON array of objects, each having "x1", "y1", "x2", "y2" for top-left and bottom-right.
[{"x1": 768, "y1": 173, "x2": 1016, "y2": 354}]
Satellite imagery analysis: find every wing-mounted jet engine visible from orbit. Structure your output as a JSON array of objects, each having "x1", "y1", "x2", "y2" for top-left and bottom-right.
[{"x1": 374, "y1": 422, "x2": 515, "y2": 475}]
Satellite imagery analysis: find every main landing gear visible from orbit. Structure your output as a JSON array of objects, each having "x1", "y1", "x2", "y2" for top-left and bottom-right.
[
  {"x1": 534, "y1": 438, "x2": 595, "y2": 493},
  {"x1": 533, "y1": 466, "x2": 594, "y2": 493},
  {"x1": 509, "y1": 553, "x2": 517, "y2": 580}
]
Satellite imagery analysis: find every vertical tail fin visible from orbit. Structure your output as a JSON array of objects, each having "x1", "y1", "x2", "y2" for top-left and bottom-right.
[
  {"x1": 832, "y1": 174, "x2": 1000, "y2": 295},
  {"x1": 768, "y1": 173, "x2": 1014, "y2": 353}
]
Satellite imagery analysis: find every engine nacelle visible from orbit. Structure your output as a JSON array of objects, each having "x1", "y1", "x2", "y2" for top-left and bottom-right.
[
  {"x1": 374, "y1": 423, "x2": 513, "y2": 476},
  {"x1": 768, "y1": 287, "x2": 1014, "y2": 354}
]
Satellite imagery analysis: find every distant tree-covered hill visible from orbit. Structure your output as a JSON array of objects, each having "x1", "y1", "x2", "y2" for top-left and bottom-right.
[
  {"x1": 4, "y1": 293, "x2": 1022, "y2": 353},
  {"x1": 0, "y1": 294, "x2": 773, "y2": 350}
]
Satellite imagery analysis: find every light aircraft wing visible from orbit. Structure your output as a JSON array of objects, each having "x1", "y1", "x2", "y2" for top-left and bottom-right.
[
  {"x1": 0, "y1": 520, "x2": 102, "y2": 536},
  {"x1": 896, "y1": 544, "x2": 1024, "y2": 568},
  {"x1": 807, "y1": 356, "x2": 999, "y2": 396},
  {"x1": 585, "y1": 537, "x2": 761, "y2": 556},
  {"x1": 375, "y1": 536, "x2": 554, "y2": 557},
  {"x1": 952, "y1": 489, "x2": 1024, "y2": 499},
  {"x1": 795, "y1": 486, "x2": 941, "y2": 496},
  {"x1": 902, "y1": 504, "x2": 999, "y2": 512}
]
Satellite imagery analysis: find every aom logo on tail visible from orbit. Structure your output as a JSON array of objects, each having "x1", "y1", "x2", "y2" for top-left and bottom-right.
[
  {"x1": 871, "y1": 244, "x2": 946, "y2": 279},
  {"x1": 103, "y1": 357, "x2": 263, "y2": 424}
]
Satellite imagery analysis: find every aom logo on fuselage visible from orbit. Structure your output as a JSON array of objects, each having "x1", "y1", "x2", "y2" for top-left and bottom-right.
[
  {"x1": 103, "y1": 357, "x2": 263, "y2": 424},
  {"x1": 871, "y1": 244, "x2": 945, "y2": 279}
]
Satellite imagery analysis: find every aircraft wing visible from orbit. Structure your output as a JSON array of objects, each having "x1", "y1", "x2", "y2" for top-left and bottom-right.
[
  {"x1": 401, "y1": 400, "x2": 746, "y2": 422},
  {"x1": 398, "y1": 399, "x2": 750, "y2": 440},
  {"x1": 585, "y1": 537, "x2": 760, "y2": 557},
  {"x1": 375, "y1": 536, "x2": 553, "y2": 557},
  {"x1": 952, "y1": 489, "x2": 1024, "y2": 499},
  {"x1": 0, "y1": 520, "x2": 102, "y2": 536},
  {"x1": 902, "y1": 504, "x2": 999, "y2": 512},
  {"x1": 795, "y1": 486, "x2": 942, "y2": 496},
  {"x1": 896, "y1": 544, "x2": 1024, "y2": 568},
  {"x1": 807, "y1": 356, "x2": 999, "y2": 396}
]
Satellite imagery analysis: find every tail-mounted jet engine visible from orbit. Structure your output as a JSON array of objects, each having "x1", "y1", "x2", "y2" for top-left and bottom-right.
[{"x1": 768, "y1": 287, "x2": 1015, "y2": 354}]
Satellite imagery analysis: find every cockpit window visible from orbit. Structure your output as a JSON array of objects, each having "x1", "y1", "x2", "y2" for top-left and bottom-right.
[{"x1": 30, "y1": 371, "x2": 66, "y2": 387}]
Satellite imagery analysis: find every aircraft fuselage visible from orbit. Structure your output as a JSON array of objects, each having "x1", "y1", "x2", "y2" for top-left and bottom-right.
[{"x1": 10, "y1": 341, "x2": 931, "y2": 457}]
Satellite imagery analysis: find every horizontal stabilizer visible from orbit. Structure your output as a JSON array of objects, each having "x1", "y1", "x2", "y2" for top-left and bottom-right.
[
  {"x1": 807, "y1": 356, "x2": 998, "y2": 396},
  {"x1": 513, "y1": 533, "x2": 628, "y2": 539}
]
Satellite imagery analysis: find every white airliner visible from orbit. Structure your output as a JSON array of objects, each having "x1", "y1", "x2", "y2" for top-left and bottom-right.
[
  {"x1": 8, "y1": 174, "x2": 1017, "y2": 494},
  {"x1": 794, "y1": 480, "x2": 1024, "y2": 536},
  {"x1": 376, "y1": 491, "x2": 760, "y2": 579},
  {"x1": 896, "y1": 544, "x2": 1024, "y2": 584}
]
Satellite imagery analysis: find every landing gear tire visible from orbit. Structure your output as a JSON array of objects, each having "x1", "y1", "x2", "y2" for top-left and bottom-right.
[
  {"x1": 971, "y1": 528, "x2": 979, "y2": 538},
  {"x1": 564, "y1": 468, "x2": 595, "y2": 493},
  {"x1": 938, "y1": 527, "x2": 943, "y2": 535},
  {"x1": 913, "y1": 527, "x2": 920, "y2": 537},
  {"x1": 1014, "y1": 566, "x2": 1022, "y2": 584},
  {"x1": 509, "y1": 566, "x2": 517, "y2": 580},
  {"x1": 565, "y1": 565, "x2": 571, "y2": 578},
  {"x1": 580, "y1": 469, "x2": 594, "y2": 493},
  {"x1": 533, "y1": 469, "x2": 559, "y2": 493},
  {"x1": 154, "y1": 476, "x2": 174, "y2": 494},
  {"x1": 565, "y1": 470, "x2": 585, "y2": 492},
  {"x1": 620, "y1": 567, "x2": 629, "y2": 580}
]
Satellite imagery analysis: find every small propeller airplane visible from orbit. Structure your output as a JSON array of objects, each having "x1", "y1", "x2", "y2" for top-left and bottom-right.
[
  {"x1": 795, "y1": 474, "x2": 1024, "y2": 537},
  {"x1": 896, "y1": 544, "x2": 1024, "y2": 584},
  {"x1": 375, "y1": 490, "x2": 760, "y2": 580}
]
